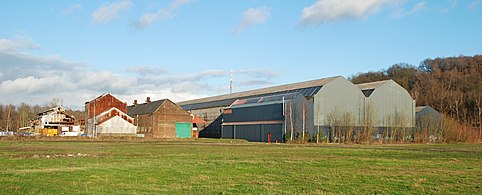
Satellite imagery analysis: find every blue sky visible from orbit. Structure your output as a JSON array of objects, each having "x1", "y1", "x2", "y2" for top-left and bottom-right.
[{"x1": 1, "y1": 0, "x2": 481, "y2": 109}]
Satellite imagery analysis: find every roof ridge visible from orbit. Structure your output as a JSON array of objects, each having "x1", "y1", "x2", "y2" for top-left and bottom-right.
[
  {"x1": 178, "y1": 76, "x2": 341, "y2": 106},
  {"x1": 128, "y1": 98, "x2": 167, "y2": 107},
  {"x1": 356, "y1": 79, "x2": 392, "y2": 90}
]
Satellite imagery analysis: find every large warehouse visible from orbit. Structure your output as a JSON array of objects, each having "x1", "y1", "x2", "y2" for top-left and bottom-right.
[
  {"x1": 178, "y1": 76, "x2": 380, "y2": 142},
  {"x1": 356, "y1": 80, "x2": 416, "y2": 128}
]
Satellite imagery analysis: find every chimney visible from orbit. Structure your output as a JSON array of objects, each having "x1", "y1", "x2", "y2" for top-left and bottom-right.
[
  {"x1": 134, "y1": 100, "x2": 138, "y2": 106},
  {"x1": 146, "y1": 97, "x2": 151, "y2": 103}
]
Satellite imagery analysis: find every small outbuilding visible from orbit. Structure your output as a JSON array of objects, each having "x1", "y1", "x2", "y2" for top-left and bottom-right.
[
  {"x1": 127, "y1": 98, "x2": 192, "y2": 139},
  {"x1": 416, "y1": 106, "x2": 443, "y2": 131},
  {"x1": 191, "y1": 114, "x2": 206, "y2": 138}
]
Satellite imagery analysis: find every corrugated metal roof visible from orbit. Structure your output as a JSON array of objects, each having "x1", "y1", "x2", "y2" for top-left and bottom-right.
[
  {"x1": 179, "y1": 76, "x2": 339, "y2": 105},
  {"x1": 179, "y1": 76, "x2": 339, "y2": 110},
  {"x1": 127, "y1": 99, "x2": 166, "y2": 116},
  {"x1": 180, "y1": 86, "x2": 320, "y2": 110},
  {"x1": 231, "y1": 92, "x2": 299, "y2": 107}
]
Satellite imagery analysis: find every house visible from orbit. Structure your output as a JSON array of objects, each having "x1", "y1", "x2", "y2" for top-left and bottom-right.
[
  {"x1": 85, "y1": 93, "x2": 136, "y2": 137},
  {"x1": 31, "y1": 106, "x2": 76, "y2": 136},
  {"x1": 127, "y1": 98, "x2": 192, "y2": 139}
]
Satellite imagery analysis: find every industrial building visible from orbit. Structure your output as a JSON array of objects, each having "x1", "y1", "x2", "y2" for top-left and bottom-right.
[
  {"x1": 415, "y1": 106, "x2": 443, "y2": 131},
  {"x1": 222, "y1": 93, "x2": 302, "y2": 142},
  {"x1": 356, "y1": 80, "x2": 416, "y2": 128},
  {"x1": 31, "y1": 106, "x2": 78, "y2": 136},
  {"x1": 127, "y1": 98, "x2": 192, "y2": 139},
  {"x1": 85, "y1": 93, "x2": 137, "y2": 137},
  {"x1": 178, "y1": 76, "x2": 372, "y2": 142}
]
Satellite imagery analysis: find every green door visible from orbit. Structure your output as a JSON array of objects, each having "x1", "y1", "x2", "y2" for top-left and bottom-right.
[{"x1": 175, "y1": 122, "x2": 191, "y2": 138}]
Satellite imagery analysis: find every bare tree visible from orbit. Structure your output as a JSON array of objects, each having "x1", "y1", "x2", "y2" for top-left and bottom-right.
[
  {"x1": 48, "y1": 98, "x2": 64, "y2": 108},
  {"x1": 301, "y1": 101, "x2": 310, "y2": 143},
  {"x1": 327, "y1": 110, "x2": 342, "y2": 143},
  {"x1": 18, "y1": 103, "x2": 31, "y2": 128},
  {"x1": 288, "y1": 101, "x2": 294, "y2": 141}
]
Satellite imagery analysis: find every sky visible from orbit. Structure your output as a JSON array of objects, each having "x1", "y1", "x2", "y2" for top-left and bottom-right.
[{"x1": 1, "y1": 0, "x2": 481, "y2": 110}]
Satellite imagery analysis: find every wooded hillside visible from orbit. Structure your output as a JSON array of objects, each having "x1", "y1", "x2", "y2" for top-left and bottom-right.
[{"x1": 350, "y1": 55, "x2": 482, "y2": 131}]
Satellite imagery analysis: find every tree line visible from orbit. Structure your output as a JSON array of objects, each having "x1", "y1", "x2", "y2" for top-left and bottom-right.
[
  {"x1": 350, "y1": 55, "x2": 481, "y2": 141},
  {"x1": 0, "y1": 99, "x2": 85, "y2": 132}
]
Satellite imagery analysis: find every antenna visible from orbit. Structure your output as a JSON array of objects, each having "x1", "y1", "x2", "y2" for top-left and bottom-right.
[{"x1": 230, "y1": 69, "x2": 233, "y2": 94}]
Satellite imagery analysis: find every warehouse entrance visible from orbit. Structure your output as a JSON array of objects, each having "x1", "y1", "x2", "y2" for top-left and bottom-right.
[{"x1": 175, "y1": 122, "x2": 191, "y2": 138}]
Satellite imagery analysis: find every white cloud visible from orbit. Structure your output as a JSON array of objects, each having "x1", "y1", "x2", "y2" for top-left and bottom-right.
[
  {"x1": 237, "y1": 68, "x2": 279, "y2": 78},
  {"x1": 235, "y1": 6, "x2": 271, "y2": 34},
  {"x1": 469, "y1": 0, "x2": 482, "y2": 10},
  {"x1": 0, "y1": 36, "x2": 279, "y2": 109},
  {"x1": 135, "y1": 0, "x2": 192, "y2": 29},
  {"x1": 62, "y1": 4, "x2": 82, "y2": 15},
  {"x1": 450, "y1": 0, "x2": 458, "y2": 7},
  {"x1": 127, "y1": 65, "x2": 166, "y2": 75},
  {"x1": 92, "y1": 0, "x2": 132, "y2": 23},
  {"x1": 300, "y1": 0, "x2": 404, "y2": 26},
  {"x1": 392, "y1": 1, "x2": 426, "y2": 18},
  {"x1": 0, "y1": 35, "x2": 39, "y2": 52}
]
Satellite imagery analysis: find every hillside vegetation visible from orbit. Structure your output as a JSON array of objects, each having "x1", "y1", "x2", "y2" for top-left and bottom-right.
[{"x1": 350, "y1": 55, "x2": 482, "y2": 141}]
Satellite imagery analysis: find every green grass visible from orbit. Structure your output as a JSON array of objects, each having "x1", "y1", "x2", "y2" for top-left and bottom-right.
[{"x1": 0, "y1": 140, "x2": 480, "y2": 194}]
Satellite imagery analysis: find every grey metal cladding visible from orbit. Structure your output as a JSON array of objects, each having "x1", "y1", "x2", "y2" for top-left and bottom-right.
[{"x1": 223, "y1": 103, "x2": 284, "y2": 123}]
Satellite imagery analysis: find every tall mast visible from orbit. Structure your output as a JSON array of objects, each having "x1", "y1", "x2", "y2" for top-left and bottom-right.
[{"x1": 230, "y1": 69, "x2": 233, "y2": 94}]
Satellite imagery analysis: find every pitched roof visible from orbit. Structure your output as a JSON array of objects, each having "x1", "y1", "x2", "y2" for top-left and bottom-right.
[
  {"x1": 85, "y1": 93, "x2": 124, "y2": 105},
  {"x1": 192, "y1": 114, "x2": 206, "y2": 124},
  {"x1": 416, "y1": 106, "x2": 428, "y2": 113},
  {"x1": 356, "y1": 80, "x2": 391, "y2": 97},
  {"x1": 178, "y1": 76, "x2": 341, "y2": 110},
  {"x1": 356, "y1": 80, "x2": 390, "y2": 90},
  {"x1": 127, "y1": 99, "x2": 166, "y2": 116},
  {"x1": 230, "y1": 92, "x2": 300, "y2": 108},
  {"x1": 38, "y1": 106, "x2": 65, "y2": 115}
]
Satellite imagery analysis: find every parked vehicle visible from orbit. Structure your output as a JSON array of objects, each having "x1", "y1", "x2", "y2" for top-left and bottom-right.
[
  {"x1": 41, "y1": 129, "x2": 58, "y2": 136},
  {"x1": 18, "y1": 132, "x2": 34, "y2": 136},
  {"x1": 0, "y1": 131, "x2": 15, "y2": 136},
  {"x1": 60, "y1": 132, "x2": 79, "y2": 137}
]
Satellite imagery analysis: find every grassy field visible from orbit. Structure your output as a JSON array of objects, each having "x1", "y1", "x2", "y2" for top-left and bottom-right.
[{"x1": 0, "y1": 139, "x2": 480, "y2": 194}]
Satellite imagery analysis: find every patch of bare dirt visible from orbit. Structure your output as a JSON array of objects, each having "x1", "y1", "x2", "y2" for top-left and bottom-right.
[{"x1": 29, "y1": 153, "x2": 97, "y2": 159}]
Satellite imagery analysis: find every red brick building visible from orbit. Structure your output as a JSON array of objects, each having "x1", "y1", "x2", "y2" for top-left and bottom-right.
[
  {"x1": 127, "y1": 98, "x2": 192, "y2": 139},
  {"x1": 85, "y1": 93, "x2": 136, "y2": 137}
]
